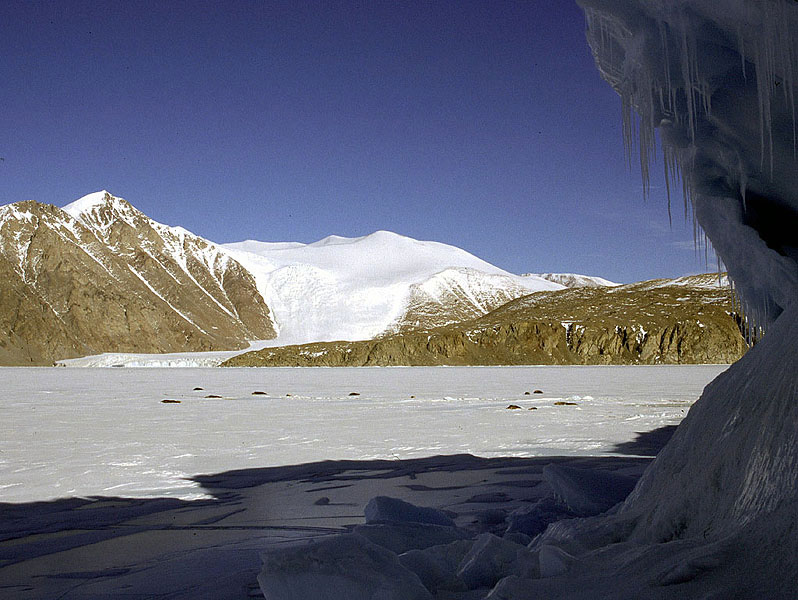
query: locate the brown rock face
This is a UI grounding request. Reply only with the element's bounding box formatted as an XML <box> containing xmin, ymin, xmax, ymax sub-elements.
<box><xmin>0</xmin><ymin>194</ymin><xmax>276</xmax><ymax>365</ymax></box>
<box><xmin>223</xmin><ymin>274</ymin><xmax>748</xmax><ymax>367</ymax></box>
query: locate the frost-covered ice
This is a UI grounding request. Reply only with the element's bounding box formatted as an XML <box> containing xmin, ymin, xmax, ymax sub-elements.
<box><xmin>0</xmin><ymin>365</ymin><xmax>721</xmax><ymax>599</ymax></box>
<box><xmin>55</xmin><ymin>341</ymin><xmax>274</xmax><ymax>368</ymax></box>
<box><xmin>0</xmin><ymin>366</ymin><xmax>717</xmax><ymax>503</ymax></box>
<box><xmin>509</xmin><ymin>1</ymin><xmax>798</xmax><ymax>598</ymax></box>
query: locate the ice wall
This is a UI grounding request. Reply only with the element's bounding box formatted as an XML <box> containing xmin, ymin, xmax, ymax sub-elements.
<box><xmin>542</xmin><ymin>1</ymin><xmax>798</xmax><ymax>595</ymax></box>
<box><xmin>579</xmin><ymin>0</ymin><xmax>798</xmax><ymax>328</ymax></box>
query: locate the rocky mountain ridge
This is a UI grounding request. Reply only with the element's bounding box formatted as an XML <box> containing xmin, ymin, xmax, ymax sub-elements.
<box><xmin>223</xmin><ymin>274</ymin><xmax>747</xmax><ymax>367</ymax></box>
<box><xmin>0</xmin><ymin>191</ymin><xmax>742</xmax><ymax>367</ymax></box>
<box><xmin>0</xmin><ymin>193</ymin><xmax>275</xmax><ymax>365</ymax></box>
<box><xmin>0</xmin><ymin>191</ymin><xmax>578</xmax><ymax>365</ymax></box>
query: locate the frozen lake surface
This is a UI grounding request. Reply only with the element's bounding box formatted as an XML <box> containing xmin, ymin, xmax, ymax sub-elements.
<box><xmin>0</xmin><ymin>365</ymin><xmax>725</xmax><ymax>503</ymax></box>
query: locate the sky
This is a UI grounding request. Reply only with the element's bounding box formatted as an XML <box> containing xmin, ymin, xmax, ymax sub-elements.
<box><xmin>1</xmin><ymin>0</ymin><xmax>715</xmax><ymax>283</ymax></box>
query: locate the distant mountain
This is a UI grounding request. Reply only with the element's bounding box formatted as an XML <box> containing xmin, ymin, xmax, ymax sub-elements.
<box><xmin>0</xmin><ymin>192</ymin><xmax>275</xmax><ymax>365</ymax></box>
<box><xmin>524</xmin><ymin>273</ymin><xmax>618</xmax><ymax>288</ymax></box>
<box><xmin>223</xmin><ymin>273</ymin><xmax>747</xmax><ymax>367</ymax></box>
<box><xmin>0</xmin><ymin>190</ymin><xmax>674</xmax><ymax>366</ymax></box>
<box><xmin>221</xmin><ymin>231</ymin><xmax>563</xmax><ymax>345</ymax></box>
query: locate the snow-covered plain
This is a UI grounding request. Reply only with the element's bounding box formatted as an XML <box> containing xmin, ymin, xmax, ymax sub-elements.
<box><xmin>0</xmin><ymin>366</ymin><xmax>718</xmax><ymax>503</ymax></box>
<box><xmin>0</xmin><ymin>366</ymin><xmax>722</xmax><ymax>598</ymax></box>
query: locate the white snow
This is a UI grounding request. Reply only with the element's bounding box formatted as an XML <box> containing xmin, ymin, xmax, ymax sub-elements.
<box><xmin>0</xmin><ymin>365</ymin><xmax>722</xmax><ymax>598</ymax></box>
<box><xmin>61</xmin><ymin>190</ymin><xmax>113</xmax><ymax>216</ymax></box>
<box><xmin>55</xmin><ymin>341</ymin><xmax>274</xmax><ymax>368</ymax></box>
<box><xmin>0</xmin><ymin>365</ymin><xmax>717</xmax><ymax>503</ymax></box>
<box><xmin>526</xmin><ymin>273</ymin><xmax>618</xmax><ymax>288</ymax></box>
<box><xmin>222</xmin><ymin>231</ymin><xmax>563</xmax><ymax>346</ymax></box>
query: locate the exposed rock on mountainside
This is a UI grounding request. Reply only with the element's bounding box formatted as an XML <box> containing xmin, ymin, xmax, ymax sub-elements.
<box><xmin>223</xmin><ymin>274</ymin><xmax>747</xmax><ymax>367</ymax></box>
<box><xmin>395</xmin><ymin>268</ymin><xmax>556</xmax><ymax>332</ymax></box>
<box><xmin>0</xmin><ymin>192</ymin><xmax>275</xmax><ymax>365</ymax></box>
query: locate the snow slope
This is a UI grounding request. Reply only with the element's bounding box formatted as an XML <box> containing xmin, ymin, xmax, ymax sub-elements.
<box><xmin>524</xmin><ymin>273</ymin><xmax>618</xmax><ymax>288</ymax></box>
<box><xmin>223</xmin><ymin>231</ymin><xmax>563</xmax><ymax>345</ymax></box>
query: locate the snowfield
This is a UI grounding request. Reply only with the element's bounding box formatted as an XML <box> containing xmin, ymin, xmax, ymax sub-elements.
<box><xmin>222</xmin><ymin>231</ymin><xmax>562</xmax><ymax>346</ymax></box>
<box><xmin>0</xmin><ymin>366</ymin><xmax>718</xmax><ymax>503</ymax></box>
<box><xmin>0</xmin><ymin>366</ymin><xmax>722</xmax><ymax>598</ymax></box>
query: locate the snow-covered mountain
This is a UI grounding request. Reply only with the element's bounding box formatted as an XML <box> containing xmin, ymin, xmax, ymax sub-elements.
<box><xmin>222</xmin><ymin>231</ymin><xmax>563</xmax><ymax>344</ymax></box>
<box><xmin>0</xmin><ymin>192</ymin><xmax>275</xmax><ymax>364</ymax></box>
<box><xmin>523</xmin><ymin>272</ymin><xmax>618</xmax><ymax>288</ymax></box>
<box><xmin>0</xmin><ymin>191</ymin><xmax>575</xmax><ymax>364</ymax></box>
<box><xmin>226</xmin><ymin>272</ymin><xmax>746</xmax><ymax>367</ymax></box>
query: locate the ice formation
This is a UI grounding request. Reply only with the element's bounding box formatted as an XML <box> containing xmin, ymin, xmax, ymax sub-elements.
<box><xmin>509</xmin><ymin>1</ymin><xmax>798</xmax><ymax>596</ymax></box>
<box><xmin>580</xmin><ymin>0</ymin><xmax>798</xmax><ymax>330</ymax></box>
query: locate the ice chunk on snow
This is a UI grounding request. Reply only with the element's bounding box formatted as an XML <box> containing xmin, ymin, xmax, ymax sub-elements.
<box><xmin>365</xmin><ymin>496</ymin><xmax>456</xmax><ymax>527</ymax></box>
<box><xmin>483</xmin><ymin>575</ymin><xmax>540</xmax><ymax>600</ymax></box>
<box><xmin>542</xmin><ymin>464</ymin><xmax>638</xmax><ymax>517</ymax></box>
<box><xmin>537</xmin><ymin>544</ymin><xmax>580</xmax><ymax>578</ymax></box>
<box><xmin>505</xmin><ymin>495</ymin><xmax>578</xmax><ymax>538</ymax></box>
<box><xmin>456</xmin><ymin>533</ymin><xmax>537</xmax><ymax>589</ymax></box>
<box><xmin>257</xmin><ymin>533</ymin><xmax>433</xmax><ymax>600</ymax></box>
<box><xmin>398</xmin><ymin>540</ymin><xmax>473</xmax><ymax>593</ymax></box>
<box><xmin>353</xmin><ymin>522</ymin><xmax>470</xmax><ymax>555</ymax></box>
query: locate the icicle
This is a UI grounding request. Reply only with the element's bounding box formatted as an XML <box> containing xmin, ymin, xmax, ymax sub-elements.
<box><xmin>678</xmin><ymin>11</ymin><xmax>697</xmax><ymax>142</ymax></box>
<box><xmin>754</xmin><ymin>41</ymin><xmax>775</xmax><ymax>176</ymax></box>
<box><xmin>663</xmin><ymin>150</ymin><xmax>673</xmax><ymax>226</ymax></box>
<box><xmin>738</xmin><ymin>26</ymin><xmax>746</xmax><ymax>83</ymax></box>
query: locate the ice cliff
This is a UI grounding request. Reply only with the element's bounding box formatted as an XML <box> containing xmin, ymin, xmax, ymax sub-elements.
<box><xmin>525</xmin><ymin>0</ymin><xmax>798</xmax><ymax>596</ymax></box>
<box><xmin>580</xmin><ymin>0</ymin><xmax>798</xmax><ymax>329</ymax></box>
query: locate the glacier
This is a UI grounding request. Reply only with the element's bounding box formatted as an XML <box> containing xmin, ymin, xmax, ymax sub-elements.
<box><xmin>222</xmin><ymin>230</ymin><xmax>562</xmax><ymax>347</ymax></box>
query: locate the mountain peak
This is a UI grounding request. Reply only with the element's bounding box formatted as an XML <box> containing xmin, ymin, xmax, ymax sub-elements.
<box><xmin>308</xmin><ymin>230</ymin><xmax>411</xmax><ymax>248</ymax></box>
<box><xmin>62</xmin><ymin>190</ymin><xmax>115</xmax><ymax>216</ymax></box>
<box><xmin>62</xmin><ymin>191</ymin><xmax>146</xmax><ymax>233</ymax></box>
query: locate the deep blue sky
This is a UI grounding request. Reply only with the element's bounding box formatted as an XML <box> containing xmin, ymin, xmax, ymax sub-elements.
<box><xmin>2</xmin><ymin>0</ymin><xmax>712</xmax><ymax>283</ymax></box>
